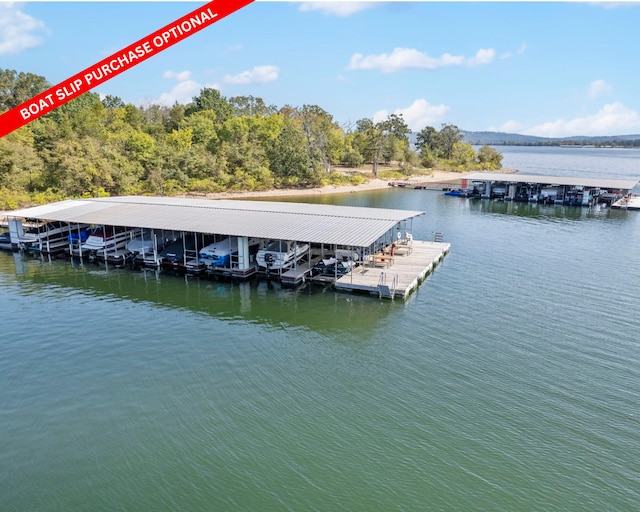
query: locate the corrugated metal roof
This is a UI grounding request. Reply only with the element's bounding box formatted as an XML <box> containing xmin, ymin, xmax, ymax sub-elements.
<box><xmin>463</xmin><ymin>173</ymin><xmax>639</xmax><ymax>190</ymax></box>
<box><xmin>9</xmin><ymin>196</ymin><xmax>423</xmax><ymax>248</ymax></box>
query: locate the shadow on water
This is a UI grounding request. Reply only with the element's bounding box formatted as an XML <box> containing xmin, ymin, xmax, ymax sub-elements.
<box><xmin>0</xmin><ymin>251</ymin><xmax>397</xmax><ymax>336</ymax></box>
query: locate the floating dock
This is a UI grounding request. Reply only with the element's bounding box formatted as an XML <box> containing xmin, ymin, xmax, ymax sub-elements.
<box><xmin>3</xmin><ymin>196</ymin><xmax>446</xmax><ymax>299</ymax></box>
<box><xmin>335</xmin><ymin>240</ymin><xmax>450</xmax><ymax>299</ymax></box>
<box><xmin>612</xmin><ymin>195</ymin><xmax>640</xmax><ymax>210</ymax></box>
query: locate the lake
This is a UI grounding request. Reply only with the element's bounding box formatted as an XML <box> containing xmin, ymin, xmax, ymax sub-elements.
<box><xmin>1</xmin><ymin>147</ymin><xmax>639</xmax><ymax>511</ymax></box>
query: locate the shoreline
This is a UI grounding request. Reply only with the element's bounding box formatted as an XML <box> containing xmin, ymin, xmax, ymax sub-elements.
<box><xmin>1</xmin><ymin>170</ymin><xmax>519</xmax><ymax>218</ymax></box>
<box><xmin>192</xmin><ymin>169</ymin><xmax>518</xmax><ymax>201</ymax></box>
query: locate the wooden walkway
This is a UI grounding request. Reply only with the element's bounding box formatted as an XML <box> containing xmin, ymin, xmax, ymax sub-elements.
<box><xmin>334</xmin><ymin>240</ymin><xmax>450</xmax><ymax>299</ymax></box>
<box><xmin>612</xmin><ymin>195</ymin><xmax>640</xmax><ymax>210</ymax></box>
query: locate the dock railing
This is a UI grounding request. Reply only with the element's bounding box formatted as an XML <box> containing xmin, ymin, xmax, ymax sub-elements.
<box><xmin>377</xmin><ymin>271</ymin><xmax>398</xmax><ymax>299</ymax></box>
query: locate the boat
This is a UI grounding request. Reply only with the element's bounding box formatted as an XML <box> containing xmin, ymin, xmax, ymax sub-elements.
<box><xmin>100</xmin><ymin>229</ymin><xmax>163</xmax><ymax>266</ymax></box>
<box><xmin>0</xmin><ymin>231</ymin><xmax>13</xmax><ymax>251</ymax></box>
<box><xmin>18</xmin><ymin>221</ymin><xmax>81</xmax><ymax>254</ymax></box>
<box><xmin>125</xmin><ymin>230</ymin><xmax>165</xmax><ymax>265</ymax></box>
<box><xmin>199</xmin><ymin>236</ymin><xmax>260</xmax><ymax>268</ymax></box>
<box><xmin>159</xmin><ymin>237</ymin><xmax>195</xmax><ymax>272</ymax></box>
<box><xmin>67</xmin><ymin>227</ymin><xmax>92</xmax><ymax>243</ymax></box>
<box><xmin>444</xmin><ymin>189</ymin><xmax>470</xmax><ymax>197</ymax></box>
<box><xmin>80</xmin><ymin>226</ymin><xmax>135</xmax><ymax>259</ymax></box>
<box><xmin>256</xmin><ymin>240</ymin><xmax>310</xmax><ymax>271</ymax></box>
<box><xmin>312</xmin><ymin>254</ymin><xmax>357</xmax><ymax>278</ymax></box>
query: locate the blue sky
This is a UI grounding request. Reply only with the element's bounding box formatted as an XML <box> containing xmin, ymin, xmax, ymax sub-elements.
<box><xmin>2</xmin><ymin>1</ymin><xmax>640</xmax><ymax>137</ymax></box>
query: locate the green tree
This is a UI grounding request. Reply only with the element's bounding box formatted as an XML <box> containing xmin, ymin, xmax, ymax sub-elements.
<box><xmin>450</xmin><ymin>141</ymin><xmax>477</xmax><ymax>169</ymax></box>
<box><xmin>477</xmin><ymin>145</ymin><xmax>503</xmax><ymax>170</ymax></box>
<box><xmin>416</xmin><ymin>126</ymin><xmax>439</xmax><ymax>155</ymax></box>
<box><xmin>179</xmin><ymin>110</ymin><xmax>218</xmax><ymax>146</ymax></box>
<box><xmin>186</xmin><ymin>88</ymin><xmax>233</xmax><ymax>123</ymax></box>
<box><xmin>438</xmin><ymin>123</ymin><xmax>463</xmax><ymax>160</ymax></box>
<box><xmin>0</xmin><ymin>69</ymin><xmax>50</xmax><ymax>112</ymax></box>
<box><xmin>268</xmin><ymin>118</ymin><xmax>314</xmax><ymax>187</ymax></box>
<box><xmin>102</xmin><ymin>95</ymin><xmax>125</xmax><ymax>109</ymax></box>
<box><xmin>353</xmin><ymin>118</ymin><xmax>384</xmax><ymax>175</ymax></box>
<box><xmin>229</xmin><ymin>95</ymin><xmax>276</xmax><ymax>117</ymax></box>
<box><xmin>0</xmin><ymin>127</ymin><xmax>43</xmax><ymax>191</ymax></box>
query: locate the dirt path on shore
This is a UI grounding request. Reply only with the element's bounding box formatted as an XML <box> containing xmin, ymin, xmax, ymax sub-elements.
<box><xmin>197</xmin><ymin>170</ymin><xmax>510</xmax><ymax>200</ymax></box>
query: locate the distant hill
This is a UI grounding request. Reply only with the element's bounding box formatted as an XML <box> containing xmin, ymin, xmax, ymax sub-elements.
<box><xmin>461</xmin><ymin>130</ymin><xmax>640</xmax><ymax>147</ymax></box>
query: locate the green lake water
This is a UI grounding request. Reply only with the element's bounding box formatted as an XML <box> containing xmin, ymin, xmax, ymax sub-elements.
<box><xmin>2</xmin><ymin>158</ymin><xmax>640</xmax><ymax>510</ymax></box>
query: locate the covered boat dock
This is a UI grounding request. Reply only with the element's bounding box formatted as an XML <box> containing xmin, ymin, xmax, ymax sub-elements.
<box><xmin>5</xmin><ymin>196</ymin><xmax>449</xmax><ymax>299</ymax></box>
<box><xmin>457</xmin><ymin>173</ymin><xmax>639</xmax><ymax>206</ymax></box>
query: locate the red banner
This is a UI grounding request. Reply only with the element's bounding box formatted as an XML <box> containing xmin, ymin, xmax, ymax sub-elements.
<box><xmin>0</xmin><ymin>0</ymin><xmax>254</xmax><ymax>138</ymax></box>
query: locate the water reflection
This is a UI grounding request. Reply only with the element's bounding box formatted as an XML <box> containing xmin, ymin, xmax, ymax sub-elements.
<box><xmin>464</xmin><ymin>198</ymin><xmax>631</xmax><ymax>221</ymax></box>
<box><xmin>0</xmin><ymin>251</ymin><xmax>396</xmax><ymax>335</ymax></box>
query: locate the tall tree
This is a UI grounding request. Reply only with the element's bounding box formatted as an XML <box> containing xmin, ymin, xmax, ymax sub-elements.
<box><xmin>378</xmin><ymin>113</ymin><xmax>411</xmax><ymax>164</ymax></box>
<box><xmin>186</xmin><ymin>87</ymin><xmax>233</xmax><ymax>123</ymax></box>
<box><xmin>353</xmin><ymin>118</ymin><xmax>384</xmax><ymax>176</ymax></box>
<box><xmin>438</xmin><ymin>123</ymin><xmax>463</xmax><ymax>160</ymax></box>
<box><xmin>0</xmin><ymin>69</ymin><xmax>50</xmax><ymax>112</ymax></box>
<box><xmin>268</xmin><ymin>118</ymin><xmax>314</xmax><ymax>187</ymax></box>
<box><xmin>416</xmin><ymin>125</ymin><xmax>439</xmax><ymax>155</ymax></box>
<box><xmin>296</xmin><ymin>104</ymin><xmax>340</xmax><ymax>173</ymax></box>
<box><xmin>229</xmin><ymin>95</ymin><xmax>275</xmax><ymax>117</ymax></box>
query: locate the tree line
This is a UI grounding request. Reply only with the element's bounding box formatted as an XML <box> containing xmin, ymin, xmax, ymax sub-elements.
<box><xmin>0</xmin><ymin>68</ymin><xmax>503</xmax><ymax>209</ymax></box>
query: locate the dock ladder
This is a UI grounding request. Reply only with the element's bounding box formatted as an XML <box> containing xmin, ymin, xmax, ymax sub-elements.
<box><xmin>433</xmin><ymin>231</ymin><xmax>444</xmax><ymax>243</ymax></box>
<box><xmin>377</xmin><ymin>271</ymin><xmax>398</xmax><ymax>299</ymax></box>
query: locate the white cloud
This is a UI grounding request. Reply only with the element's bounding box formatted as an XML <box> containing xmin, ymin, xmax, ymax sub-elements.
<box><xmin>298</xmin><ymin>2</ymin><xmax>376</xmax><ymax>17</ymax></box>
<box><xmin>152</xmin><ymin>80</ymin><xmax>203</xmax><ymax>106</ymax></box>
<box><xmin>588</xmin><ymin>79</ymin><xmax>612</xmax><ymax>100</ymax></box>
<box><xmin>524</xmin><ymin>103</ymin><xmax>640</xmax><ymax>137</ymax></box>
<box><xmin>501</xmin><ymin>43</ymin><xmax>527</xmax><ymax>60</ymax></box>
<box><xmin>0</xmin><ymin>3</ymin><xmax>47</xmax><ymax>55</ymax></box>
<box><xmin>223</xmin><ymin>65</ymin><xmax>279</xmax><ymax>85</ymax></box>
<box><xmin>347</xmin><ymin>47</ymin><xmax>495</xmax><ymax>73</ymax></box>
<box><xmin>468</xmin><ymin>48</ymin><xmax>495</xmax><ymax>66</ymax></box>
<box><xmin>373</xmin><ymin>99</ymin><xmax>450</xmax><ymax>132</ymax></box>
<box><xmin>147</xmin><ymin>71</ymin><xmax>214</xmax><ymax>106</ymax></box>
<box><xmin>492</xmin><ymin>120</ymin><xmax>528</xmax><ymax>133</ymax></box>
<box><xmin>163</xmin><ymin>70</ymin><xmax>192</xmax><ymax>82</ymax></box>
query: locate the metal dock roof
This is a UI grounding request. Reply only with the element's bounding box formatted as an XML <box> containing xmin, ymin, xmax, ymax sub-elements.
<box><xmin>463</xmin><ymin>173</ymin><xmax>639</xmax><ymax>190</ymax></box>
<box><xmin>8</xmin><ymin>196</ymin><xmax>424</xmax><ymax>248</ymax></box>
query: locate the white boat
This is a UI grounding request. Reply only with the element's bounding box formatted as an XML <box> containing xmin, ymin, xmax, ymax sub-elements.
<box><xmin>90</xmin><ymin>230</ymin><xmax>157</xmax><ymax>266</ymax></box>
<box><xmin>256</xmin><ymin>240</ymin><xmax>310</xmax><ymax>270</ymax></box>
<box><xmin>18</xmin><ymin>221</ymin><xmax>81</xmax><ymax>254</ymax></box>
<box><xmin>128</xmin><ymin>231</ymin><xmax>163</xmax><ymax>255</ymax></box>
<box><xmin>199</xmin><ymin>236</ymin><xmax>260</xmax><ymax>268</ymax></box>
<box><xmin>81</xmin><ymin>226</ymin><xmax>135</xmax><ymax>258</ymax></box>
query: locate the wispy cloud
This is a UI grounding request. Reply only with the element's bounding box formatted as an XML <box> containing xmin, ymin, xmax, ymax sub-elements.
<box><xmin>501</xmin><ymin>42</ymin><xmax>528</xmax><ymax>60</ymax></box>
<box><xmin>373</xmin><ymin>98</ymin><xmax>450</xmax><ymax>132</ymax></box>
<box><xmin>348</xmin><ymin>47</ymin><xmax>495</xmax><ymax>73</ymax></box>
<box><xmin>588</xmin><ymin>79</ymin><xmax>612</xmax><ymax>100</ymax></box>
<box><xmin>523</xmin><ymin>103</ymin><xmax>640</xmax><ymax>137</ymax></box>
<box><xmin>163</xmin><ymin>70</ymin><xmax>192</xmax><ymax>82</ymax></box>
<box><xmin>0</xmin><ymin>3</ymin><xmax>47</xmax><ymax>55</ymax></box>
<box><xmin>298</xmin><ymin>2</ymin><xmax>376</xmax><ymax>17</ymax></box>
<box><xmin>223</xmin><ymin>65</ymin><xmax>279</xmax><ymax>85</ymax></box>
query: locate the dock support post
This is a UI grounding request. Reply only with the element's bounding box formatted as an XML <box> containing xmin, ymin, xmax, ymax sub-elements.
<box><xmin>236</xmin><ymin>236</ymin><xmax>251</xmax><ymax>271</ymax></box>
